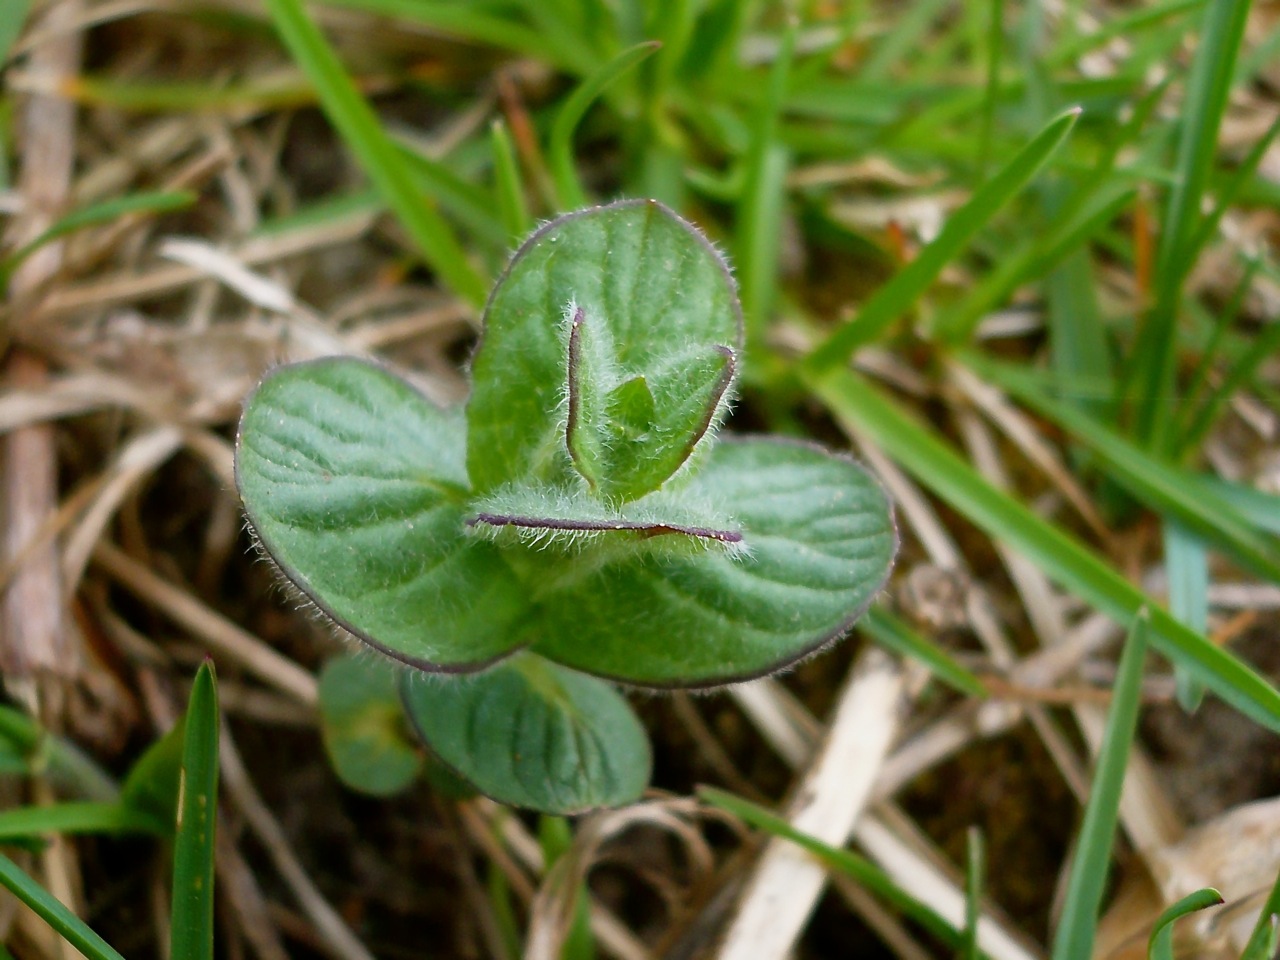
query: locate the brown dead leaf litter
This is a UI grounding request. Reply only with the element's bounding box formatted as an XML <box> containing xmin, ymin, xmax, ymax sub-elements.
<box><xmin>1</xmin><ymin>3</ymin><xmax>1279</xmax><ymax>959</ymax></box>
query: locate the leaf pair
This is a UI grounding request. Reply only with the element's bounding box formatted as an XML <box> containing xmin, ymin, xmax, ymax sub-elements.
<box><xmin>236</xmin><ymin>200</ymin><xmax>897</xmax><ymax>811</ymax></box>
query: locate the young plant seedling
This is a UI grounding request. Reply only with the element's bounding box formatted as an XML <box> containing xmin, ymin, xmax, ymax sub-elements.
<box><xmin>236</xmin><ymin>199</ymin><xmax>897</xmax><ymax>813</ymax></box>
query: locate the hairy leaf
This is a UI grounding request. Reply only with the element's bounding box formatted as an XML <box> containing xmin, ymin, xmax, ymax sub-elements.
<box><xmin>236</xmin><ymin>358</ymin><xmax>528</xmax><ymax>671</ymax></box>
<box><xmin>529</xmin><ymin>438</ymin><xmax>897</xmax><ymax>686</ymax></box>
<box><xmin>401</xmin><ymin>654</ymin><xmax>650</xmax><ymax>813</ymax></box>
<box><xmin>319</xmin><ymin>655</ymin><xmax>423</xmax><ymax>796</ymax></box>
<box><xmin>467</xmin><ymin>199</ymin><xmax>741</xmax><ymax>501</ymax></box>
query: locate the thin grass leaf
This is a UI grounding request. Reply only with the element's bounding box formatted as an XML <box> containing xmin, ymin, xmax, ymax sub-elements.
<box><xmin>170</xmin><ymin>661</ymin><xmax>219</xmax><ymax>960</ymax></box>
<box><xmin>490</xmin><ymin>120</ymin><xmax>531</xmax><ymax>241</ymax></box>
<box><xmin>808</xmin><ymin>368</ymin><xmax>1280</xmax><ymax>732</ymax></box>
<box><xmin>975</xmin><ymin>0</ymin><xmax>1005</xmax><ymax>179</ymax></box>
<box><xmin>486</xmin><ymin>863</ymin><xmax>521</xmax><ymax>960</ymax></box>
<box><xmin>1181</xmin><ymin>306</ymin><xmax>1280</xmax><ymax>457</ymax></box>
<box><xmin>537</xmin><ymin>816</ymin><xmax>594</xmax><ymax>960</ymax></box>
<box><xmin>1241</xmin><ymin>866</ymin><xmax>1280</xmax><ymax>960</ymax></box>
<box><xmin>860</xmin><ymin>608</ymin><xmax>988</xmax><ymax>699</ymax></box>
<box><xmin>0</xmin><ymin>190</ymin><xmax>196</xmax><ymax>291</ymax></box>
<box><xmin>1132</xmin><ymin>0</ymin><xmax>1252</xmax><ymax>452</ymax></box>
<box><xmin>737</xmin><ymin>20</ymin><xmax>794</xmax><ymax>347</ymax></box>
<box><xmin>1147</xmin><ymin>888</ymin><xmax>1223</xmax><ymax>960</ymax></box>
<box><xmin>1164</xmin><ymin>521</ymin><xmax>1209</xmax><ymax>711</ymax></box>
<box><xmin>548</xmin><ymin>40</ymin><xmax>660</xmax><ymax>210</ymax></box>
<box><xmin>263</xmin><ymin>0</ymin><xmax>487</xmax><ymax>306</ymax></box>
<box><xmin>1177</xmin><ymin>254</ymin><xmax>1260</xmax><ymax>449</ymax></box>
<box><xmin>1183</xmin><ymin>114</ymin><xmax>1280</xmax><ymax>270</ymax></box>
<box><xmin>1</xmin><ymin>0</ymin><xmax>33</xmax><ymax>65</ymax></box>
<box><xmin>0</xmin><ymin>707</ymin><xmax>118</xmax><ymax>803</ymax></box>
<box><xmin>964</xmin><ymin>827</ymin><xmax>985</xmax><ymax>960</ymax></box>
<box><xmin>1051</xmin><ymin>612</ymin><xmax>1150</xmax><ymax>960</ymax></box>
<box><xmin>697</xmin><ymin>786</ymin><xmax>968</xmax><ymax>949</ymax></box>
<box><xmin>1188</xmin><ymin>475</ymin><xmax>1280</xmax><ymax>535</ymax></box>
<box><xmin>0</xmin><ymin>854</ymin><xmax>128</xmax><ymax>960</ymax></box>
<box><xmin>804</xmin><ymin>108</ymin><xmax>1078</xmax><ymax>372</ymax></box>
<box><xmin>968</xmin><ymin>353</ymin><xmax>1280</xmax><ymax>583</ymax></box>
<box><xmin>392</xmin><ymin>141</ymin><xmax>509</xmax><ymax>253</ymax></box>
<box><xmin>0</xmin><ymin>802</ymin><xmax>167</xmax><ymax>840</ymax></box>
<box><xmin>315</xmin><ymin>0</ymin><xmax>560</xmax><ymax>67</ymax></box>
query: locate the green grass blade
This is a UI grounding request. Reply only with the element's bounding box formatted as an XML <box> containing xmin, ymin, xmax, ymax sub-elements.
<box><xmin>1183</xmin><ymin>114</ymin><xmax>1280</xmax><ymax>268</ymax></box>
<box><xmin>490</xmin><ymin>119</ymin><xmax>531</xmax><ymax>241</ymax></box>
<box><xmin>807</xmin><ymin>368</ymin><xmax>1280</xmax><ymax>732</ymax></box>
<box><xmin>860</xmin><ymin>608</ymin><xmax>988</xmax><ymax>698</ymax></box>
<box><xmin>967</xmin><ymin>354</ymin><xmax>1280</xmax><ymax>583</ymax></box>
<box><xmin>263</xmin><ymin>0</ymin><xmax>487</xmax><ymax>306</ymax></box>
<box><xmin>975</xmin><ymin>0</ymin><xmax>1005</xmax><ymax>179</ymax></box>
<box><xmin>697</xmin><ymin>786</ymin><xmax>968</xmax><ymax>949</ymax></box>
<box><xmin>0</xmin><ymin>707</ymin><xmax>119</xmax><ymax>803</ymax></box>
<box><xmin>1181</xmin><ymin>305</ymin><xmax>1280</xmax><ymax>456</ymax></box>
<box><xmin>964</xmin><ymin>827</ymin><xmax>985</xmax><ymax>960</ymax></box>
<box><xmin>548</xmin><ymin>40</ymin><xmax>660</xmax><ymax>210</ymax></box>
<box><xmin>314</xmin><ymin>0</ymin><xmax>559</xmax><ymax>68</ymax></box>
<box><xmin>1164</xmin><ymin>520</ymin><xmax>1208</xmax><ymax>711</ymax></box>
<box><xmin>1241</xmin><ymin>866</ymin><xmax>1280</xmax><ymax>960</ymax></box>
<box><xmin>0</xmin><ymin>0</ymin><xmax>32</xmax><ymax>64</ymax></box>
<box><xmin>0</xmin><ymin>802</ymin><xmax>167</xmax><ymax>840</ymax></box>
<box><xmin>392</xmin><ymin>142</ymin><xmax>509</xmax><ymax>253</ymax></box>
<box><xmin>1132</xmin><ymin>0</ymin><xmax>1252</xmax><ymax>451</ymax></box>
<box><xmin>1051</xmin><ymin>612</ymin><xmax>1149</xmax><ymax>960</ymax></box>
<box><xmin>737</xmin><ymin>20</ymin><xmax>794</xmax><ymax>347</ymax></box>
<box><xmin>804</xmin><ymin>108</ymin><xmax>1078</xmax><ymax>372</ymax></box>
<box><xmin>169</xmin><ymin>661</ymin><xmax>220</xmax><ymax>960</ymax></box>
<box><xmin>1147</xmin><ymin>888</ymin><xmax>1223</xmax><ymax>960</ymax></box>
<box><xmin>0</xmin><ymin>854</ymin><xmax>128</xmax><ymax>960</ymax></box>
<box><xmin>0</xmin><ymin>190</ymin><xmax>196</xmax><ymax>292</ymax></box>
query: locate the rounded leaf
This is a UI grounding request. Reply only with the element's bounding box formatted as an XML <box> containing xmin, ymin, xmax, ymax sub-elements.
<box><xmin>235</xmin><ymin>358</ymin><xmax>529</xmax><ymax>671</ymax></box>
<box><xmin>318</xmin><ymin>655</ymin><xmax>423</xmax><ymax>797</ymax></box>
<box><xmin>400</xmin><ymin>654</ymin><xmax>651</xmax><ymax>813</ymax></box>
<box><xmin>528</xmin><ymin>437</ymin><xmax>898</xmax><ymax>686</ymax></box>
<box><xmin>467</xmin><ymin>199</ymin><xmax>742</xmax><ymax>501</ymax></box>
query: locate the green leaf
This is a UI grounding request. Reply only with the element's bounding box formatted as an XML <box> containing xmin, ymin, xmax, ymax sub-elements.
<box><xmin>0</xmin><ymin>802</ymin><xmax>167</xmax><ymax>841</ymax></box>
<box><xmin>0</xmin><ymin>854</ymin><xmax>128</xmax><ymax>960</ymax></box>
<box><xmin>860</xmin><ymin>607</ymin><xmax>988</xmax><ymax>699</ymax></box>
<box><xmin>697</xmin><ymin>786</ymin><xmax>965</xmax><ymax>948</ymax></box>
<box><xmin>170</xmin><ymin>661</ymin><xmax>219</xmax><ymax>960</ymax></box>
<box><xmin>528</xmin><ymin>437</ymin><xmax>897</xmax><ymax>686</ymax></box>
<box><xmin>1241</xmin><ymin>865</ymin><xmax>1280</xmax><ymax>960</ymax></box>
<box><xmin>467</xmin><ymin>199</ymin><xmax>742</xmax><ymax>500</ymax></box>
<box><xmin>319</xmin><ymin>654</ymin><xmax>423</xmax><ymax>796</ymax></box>
<box><xmin>235</xmin><ymin>357</ymin><xmax>529</xmax><ymax>671</ymax></box>
<box><xmin>400</xmin><ymin>654</ymin><xmax>650</xmax><ymax>814</ymax></box>
<box><xmin>0</xmin><ymin>190</ymin><xmax>197</xmax><ymax>292</ymax></box>
<box><xmin>120</xmin><ymin>718</ymin><xmax>186</xmax><ymax>830</ymax></box>
<box><xmin>1052</xmin><ymin>613</ymin><xmax>1149</xmax><ymax>960</ymax></box>
<box><xmin>1147</xmin><ymin>888</ymin><xmax>1223</xmax><ymax>960</ymax></box>
<box><xmin>566</xmin><ymin>302</ymin><xmax>736</xmax><ymax>502</ymax></box>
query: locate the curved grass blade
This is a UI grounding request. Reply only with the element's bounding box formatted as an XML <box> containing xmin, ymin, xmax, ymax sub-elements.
<box><xmin>0</xmin><ymin>707</ymin><xmax>118</xmax><ymax>803</ymax></box>
<box><xmin>0</xmin><ymin>802</ymin><xmax>167</xmax><ymax>840</ymax></box>
<box><xmin>1147</xmin><ymin>888</ymin><xmax>1223</xmax><ymax>960</ymax></box>
<box><xmin>263</xmin><ymin>0</ymin><xmax>487</xmax><ymax>306</ymax></box>
<box><xmin>490</xmin><ymin>119</ymin><xmax>531</xmax><ymax>240</ymax></box>
<box><xmin>968</xmin><ymin>354</ymin><xmax>1280</xmax><ymax>583</ymax></box>
<box><xmin>0</xmin><ymin>190</ymin><xmax>196</xmax><ymax>292</ymax></box>
<box><xmin>0</xmin><ymin>854</ymin><xmax>128</xmax><ymax>960</ymax></box>
<box><xmin>860</xmin><ymin>607</ymin><xmax>987</xmax><ymax>699</ymax></box>
<box><xmin>1051</xmin><ymin>612</ymin><xmax>1149</xmax><ymax>960</ymax></box>
<box><xmin>697</xmin><ymin>786</ymin><xmax>966</xmax><ymax>949</ymax></box>
<box><xmin>1131</xmin><ymin>0</ymin><xmax>1253</xmax><ymax>451</ymax></box>
<box><xmin>809</xmin><ymin>368</ymin><xmax>1280</xmax><ymax>731</ymax></box>
<box><xmin>170</xmin><ymin>661</ymin><xmax>219</xmax><ymax>960</ymax></box>
<box><xmin>548</xmin><ymin>40</ymin><xmax>660</xmax><ymax>209</ymax></box>
<box><xmin>1242</xmin><ymin>866</ymin><xmax>1280</xmax><ymax>960</ymax></box>
<box><xmin>804</xmin><ymin>108</ymin><xmax>1079</xmax><ymax>372</ymax></box>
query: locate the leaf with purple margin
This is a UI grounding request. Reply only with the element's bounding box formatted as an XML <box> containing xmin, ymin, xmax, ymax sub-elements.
<box><xmin>400</xmin><ymin>653</ymin><xmax>650</xmax><ymax>814</ymax></box>
<box><xmin>235</xmin><ymin>358</ymin><xmax>530</xmax><ymax>672</ymax></box>
<box><xmin>467</xmin><ymin>199</ymin><xmax>742</xmax><ymax>501</ymax></box>
<box><xmin>526</xmin><ymin>437</ymin><xmax>898</xmax><ymax>686</ymax></box>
